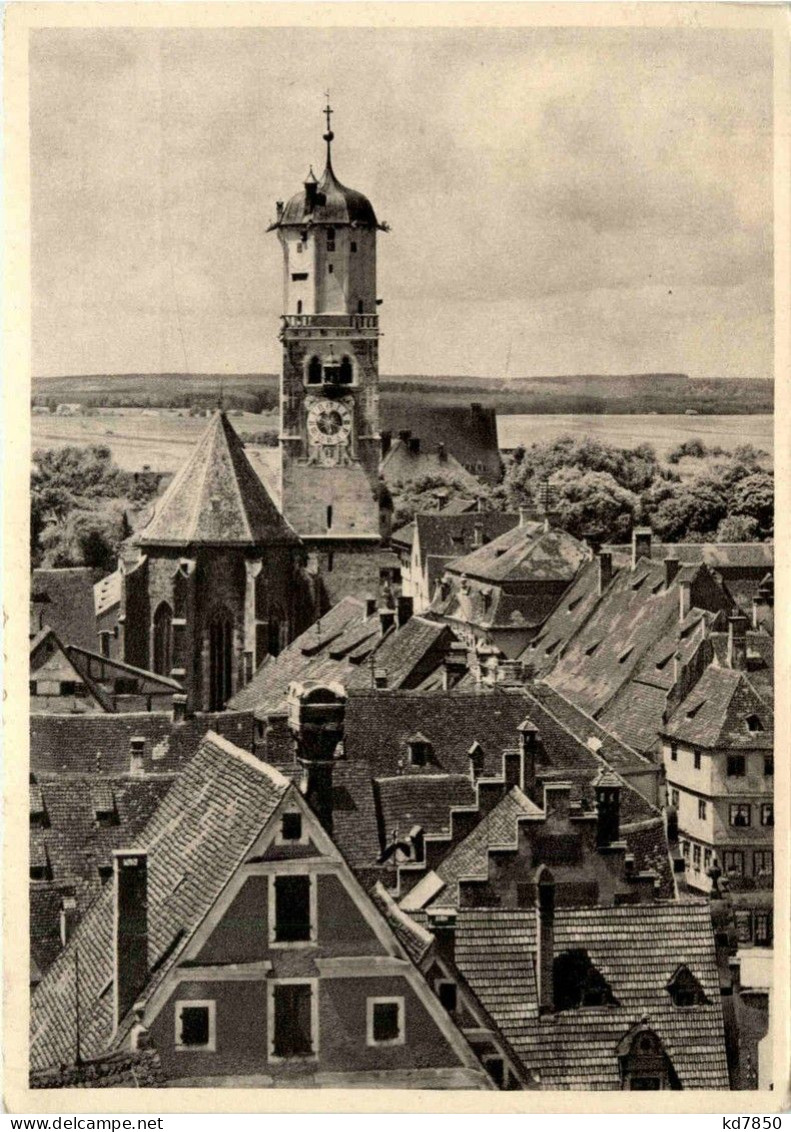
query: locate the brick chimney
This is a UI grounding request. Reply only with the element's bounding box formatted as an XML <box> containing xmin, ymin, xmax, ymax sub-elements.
<box><xmin>129</xmin><ymin>737</ymin><xmax>146</xmax><ymax>776</ymax></box>
<box><xmin>428</xmin><ymin>908</ymin><xmax>457</xmax><ymax>963</ymax></box>
<box><xmin>502</xmin><ymin>749</ymin><xmax>524</xmax><ymax>792</ymax></box>
<box><xmin>726</xmin><ymin>613</ymin><xmax>748</xmax><ymax>670</ymax></box>
<box><xmin>396</xmin><ymin>595</ymin><xmax>414</xmax><ymax>628</ymax></box>
<box><xmin>364</xmin><ymin>595</ymin><xmax>377</xmax><ymax>619</ymax></box>
<box><xmin>679</xmin><ymin>579</ymin><xmax>692</xmax><ymax>621</ymax></box>
<box><xmin>594</xmin><ymin>770</ymin><xmax>621</xmax><ymax>847</ymax></box>
<box><xmin>113</xmin><ymin>850</ymin><xmax>149</xmax><ymax>1031</ymax></box>
<box><xmin>517</xmin><ymin>718</ymin><xmax>539</xmax><ymax>799</ymax></box>
<box><xmin>408</xmin><ymin>436</ymin><xmax>421</xmax><ymax>455</ymax></box>
<box><xmin>99</xmin><ymin>630</ymin><xmax>113</xmax><ymax>658</ymax></box>
<box><xmin>171</xmin><ymin>693</ymin><xmax>187</xmax><ymax>724</ymax></box>
<box><xmin>598</xmin><ymin>550</ymin><xmax>613</xmax><ymax>595</ymax></box>
<box><xmin>664</xmin><ymin>557</ymin><xmax>680</xmax><ymax>587</ymax></box>
<box><xmin>379</xmin><ymin>608</ymin><xmax>396</xmax><ymax>636</ymax></box>
<box><xmin>59</xmin><ymin>895</ymin><xmax>78</xmax><ymax>947</ymax></box>
<box><xmin>437</xmin><ymin>442</ymin><xmax>447</xmax><ymax>463</ymax></box>
<box><xmin>632</xmin><ymin>527</ymin><xmax>652</xmax><ymax>567</ymax></box>
<box><xmin>535</xmin><ymin>866</ymin><xmax>555</xmax><ymax>1015</ymax></box>
<box><xmin>288</xmin><ymin>681</ymin><xmax>346</xmax><ymax>834</ymax></box>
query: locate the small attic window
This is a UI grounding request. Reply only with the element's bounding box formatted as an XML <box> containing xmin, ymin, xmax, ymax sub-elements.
<box><xmin>280</xmin><ymin>811</ymin><xmax>304</xmax><ymax>844</ymax></box>
<box><xmin>407</xmin><ymin>734</ymin><xmax>432</xmax><ymax>767</ymax></box>
<box><xmin>618</xmin><ymin>647</ymin><xmax>634</xmax><ymax>664</ymax></box>
<box><xmin>91</xmin><ymin>783</ymin><xmax>117</xmax><ymax>824</ymax></box>
<box><xmin>568</xmin><ymin>595</ymin><xmax>584</xmax><ymax>612</ymax></box>
<box><xmin>585</xmin><ymin>641</ymin><xmax>601</xmax><ymax>657</ymax></box>
<box><xmin>651</xmin><ymin>580</ymin><xmax>663</xmax><ymax>594</ymax></box>
<box><xmin>631</xmin><ymin>574</ymin><xmax>647</xmax><ymax>591</ymax></box>
<box><xmin>544</xmin><ymin>640</ymin><xmax>560</xmax><ymax>656</ymax></box>
<box><xmin>554</xmin><ymin>949</ymin><xmax>617</xmax><ymax>1011</ymax></box>
<box><xmin>29</xmin><ymin>778</ymin><xmax>46</xmax><ymax>825</ymax></box>
<box><xmin>746</xmin><ymin>714</ymin><xmax>764</xmax><ymax>733</ymax></box>
<box><xmin>30</xmin><ymin>844</ymin><xmax>51</xmax><ymax>881</ymax></box>
<box><xmin>667</xmin><ymin>965</ymin><xmax>708</xmax><ymax>1008</ymax></box>
<box><xmin>655</xmin><ymin>652</ymin><xmax>674</xmax><ymax>671</ymax></box>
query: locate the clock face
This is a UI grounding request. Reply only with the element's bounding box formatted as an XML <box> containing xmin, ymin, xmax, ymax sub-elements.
<box><xmin>307</xmin><ymin>398</ymin><xmax>352</xmax><ymax>446</ymax></box>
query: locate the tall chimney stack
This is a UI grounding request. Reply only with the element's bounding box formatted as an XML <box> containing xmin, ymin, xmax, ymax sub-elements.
<box><xmin>727</xmin><ymin>613</ymin><xmax>748</xmax><ymax>670</ymax></box>
<box><xmin>535</xmin><ymin>866</ymin><xmax>555</xmax><ymax>1015</ymax></box>
<box><xmin>288</xmin><ymin>681</ymin><xmax>346</xmax><ymax>835</ymax></box>
<box><xmin>113</xmin><ymin>850</ymin><xmax>149</xmax><ymax>1031</ymax></box>
<box><xmin>598</xmin><ymin>550</ymin><xmax>613</xmax><ymax>595</ymax></box>
<box><xmin>632</xmin><ymin>527</ymin><xmax>652</xmax><ymax>568</ymax></box>
<box><xmin>679</xmin><ymin>579</ymin><xmax>692</xmax><ymax>622</ymax></box>
<box><xmin>664</xmin><ymin>557</ymin><xmax>680</xmax><ymax>587</ymax></box>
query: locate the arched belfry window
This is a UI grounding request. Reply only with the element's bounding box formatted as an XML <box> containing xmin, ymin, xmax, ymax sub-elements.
<box><xmin>152</xmin><ymin>602</ymin><xmax>173</xmax><ymax>677</ymax></box>
<box><xmin>339</xmin><ymin>356</ymin><xmax>353</xmax><ymax>385</ymax></box>
<box><xmin>208</xmin><ymin>610</ymin><xmax>234</xmax><ymax>711</ymax></box>
<box><xmin>308</xmin><ymin>356</ymin><xmax>322</xmax><ymax>385</ymax></box>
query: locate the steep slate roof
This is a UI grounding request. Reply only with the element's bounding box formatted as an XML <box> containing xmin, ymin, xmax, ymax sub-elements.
<box><xmin>710</xmin><ymin>631</ymin><xmax>774</xmax><ymax>705</ymax></box>
<box><xmin>137</xmin><ymin>411</ymin><xmax>300</xmax><ymax>547</ymax></box>
<box><xmin>30</xmin><ymin>710</ymin><xmax>254</xmax><ymax>775</ymax></box>
<box><xmin>94</xmin><ymin>570</ymin><xmax>121</xmax><ymax>618</ymax></box>
<box><xmin>382</xmin><ymin>403</ymin><xmax>503</xmax><ymax>485</ymax></box>
<box><xmin>380</xmin><ymin>441</ymin><xmax>482</xmax><ymax>493</ymax></box>
<box><xmin>374</xmin><ymin>774</ymin><xmax>476</xmax><ymax>847</ymax></box>
<box><xmin>452</xmin><ymin>903</ymin><xmax>730</xmax><ymax>1090</ymax></box>
<box><xmin>414</xmin><ymin>512</ymin><xmax>520</xmax><ymax>567</ymax></box>
<box><xmin>447</xmin><ymin>524</ymin><xmax>589</xmax><ymax>584</ymax></box>
<box><xmin>342</xmin><ymin>688</ymin><xmax>673</xmax><ymax>897</ymax></box>
<box><xmin>390</xmin><ymin>497</ymin><xmax>480</xmax><ymax>553</ymax></box>
<box><xmin>423</xmin><ymin>786</ymin><xmax>542</xmax><ymax>908</ymax></box>
<box><xmin>31</xmin><ymin>774</ymin><xmax>176</xmax><ymax>891</ymax></box>
<box><xmin>606</xmin><ymin>541</ymin><xmax>773</xmax><ymax>572</ymax></box>
<box><xmin>544</xmin><ymin>559</ymin><xmax>731</xmax><ymax>724</ymax></box>
<box><xmin>227</xmin><ymin>597</ymin><xmax>450</xmax><ymax>717</ymax></box>
<box><xmin>30</xmin><ymin>733</ymin><xmax>291</xmax><ymax>1072</ymax></box>
<box><xmin>663</xmin><ymin>667</ymin><xmax>773</xmax><ymax>750</ymax></box>
<box><xmin>31</xmin><ymin>568</ymin><xmax>99</xmax><ymax>650</ymax></box>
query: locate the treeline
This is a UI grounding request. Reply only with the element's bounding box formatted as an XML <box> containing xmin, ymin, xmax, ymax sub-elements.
<box><xmin>33</xmin><ymin>390</ymin><xmax>279</xmax><ymax>414</ymax></box>
<box><xmin>390</xmin><ymin>436</ymin><xmax>773</xmax><ymax>545</ymax></box>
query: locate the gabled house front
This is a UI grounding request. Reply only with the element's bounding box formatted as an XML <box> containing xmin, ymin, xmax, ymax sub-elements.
<box><xmin>30</xmin><ymin>733</ymin><xmax>493</xmax><ymax>1089</ymax></box>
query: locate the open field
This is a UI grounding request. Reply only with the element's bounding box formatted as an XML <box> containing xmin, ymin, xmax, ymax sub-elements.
<box><xmin>32</xmin><ymin>408</ymin><xmax>281</xmax><ymax>491</ymax></box>
<box><xmin>497</xmin><ymin>413</ymin><xmax>774</xmax><ymax>459</ymax></box>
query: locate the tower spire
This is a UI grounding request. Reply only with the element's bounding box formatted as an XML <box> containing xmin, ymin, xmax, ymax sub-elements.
<box><xmin>323</xmin><ymin>92</ymin><xmax>334</xmax><ymax>169</ymax></box>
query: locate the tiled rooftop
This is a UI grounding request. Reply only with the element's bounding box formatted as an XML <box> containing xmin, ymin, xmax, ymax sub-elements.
<box><xmin>31</xmin><ymin>568</ymin><xmax>100</xmax><ymax>651</ymax></box>
<box><xmin>447</xmin><ymin>523</ymin><xmax>589</xmax><ymax>584</ymax></box>
<box><xmin>452</xmin><ymin>903</ymin><xmax>730</xmax><ymax>1090</ymax></box>
<box><xmin>30</xmin><ymin>733</ymin><xmax>291</xmax><ymax>1073</ymax></box>
<box><xmin>663</xmin><ymin>667</ymin><xmax>773</xmax><ymax>750</ymax></box>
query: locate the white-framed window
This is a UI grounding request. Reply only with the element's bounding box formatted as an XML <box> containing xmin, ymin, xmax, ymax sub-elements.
<box><xmin>366</xmin><ymin>997</ymin><xmax>405</xmax><ymax>1047</ymax></box>
<box><xmin>268</xmin><ymin>979</ymin><xmax>318</xmax><ymax>1061</ymax></box>
<box><xmin>276</xmin><ymin>810</ymin><xmax>308</xmax><ymax>846</ymax></box>
<box><xmin>729</xmin><ymin>803</ymin><xmax>751</xmax><ymax>828</ymax></box>
<box><xmin>723</xmin><ymin>850</ymin><xmax>745</xmax><ymax>877</ymax></box>
<box><xmin>268</xmin><ymin>872</ymin><xmax>317</xmax><ymax>947</ymax></box>
<box><xmin>174</xmin><ymin>1000</ymin><xmax>216</xmax><ymax>1052</ymax></box>
<box><xmin>754</xmin><ymin>850</ymin><xmax>773</xmax><ymax>876</ymax></box>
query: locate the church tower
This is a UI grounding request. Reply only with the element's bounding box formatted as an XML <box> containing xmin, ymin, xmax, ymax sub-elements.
<box><xmin>268</xmin><ymin>103</ymin><xmax>385</xmax><ymax>565</ymax></box>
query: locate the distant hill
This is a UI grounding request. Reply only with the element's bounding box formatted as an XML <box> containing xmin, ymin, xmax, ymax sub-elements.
<box><xmin>32</xmin><ymin>371</ymin><xmax>773</xmax><ymax>415</ymax></box>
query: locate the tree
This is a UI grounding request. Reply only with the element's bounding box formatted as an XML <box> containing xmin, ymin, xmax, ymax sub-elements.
<box><xmin>730</xmin><ymin>472</ymin><xmax>774</xmax><ymax>536</ymax></box>
<box><xmin>716</xmin><ymin>515</ymin><xmax>760</xmax><ymax>542</ymax></box>
<box><xmin>649</xmin><ymin>479</ymin><xmax>729</xmax><ymax>542</ymax></box>
<box><xmin>548</xmin><ymin>468</ymin><xmax>640</xmax><ymax>543</ymax></box>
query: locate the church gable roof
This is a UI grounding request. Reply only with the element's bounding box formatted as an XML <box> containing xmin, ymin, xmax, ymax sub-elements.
<box><xmin>137</xmin><ymin>412</ymin><xmax>300</xmax><ymax>548</ymax></box>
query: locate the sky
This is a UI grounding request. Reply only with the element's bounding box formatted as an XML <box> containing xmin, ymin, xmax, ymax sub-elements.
<box><xmin>30</xmin><ymin>26</ymin><xmax>773</xmax><ymax>380</ymax></box>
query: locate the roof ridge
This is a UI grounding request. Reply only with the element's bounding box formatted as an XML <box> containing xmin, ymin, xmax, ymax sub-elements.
<box><xmin>200</xmin><ymin>730</ymin><xmax>292</xmax><ymax>788</ymax></box>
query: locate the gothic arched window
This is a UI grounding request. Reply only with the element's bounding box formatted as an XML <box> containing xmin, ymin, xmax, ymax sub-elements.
<box><xmin>152</xmin><ymin>602</ymin><xmax>173</xmax><ymax>677</ymax></box>
<box><xmin>308</xmin><ymin>356</ymin><xmax>322</xmax><ymax>385</ymax></box>
<box><xmin>208</xmin><ymin>610</ymin><xmax>233</xmax><ymax>711</ymax></box>
<box><xmin>339</xmin><ymin>356</ymin><xmax>353</xmax><ymax>385</ymax></box>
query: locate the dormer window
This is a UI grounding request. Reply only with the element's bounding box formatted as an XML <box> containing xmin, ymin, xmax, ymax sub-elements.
<box><xmin>553</xmin><ymin>950</ymin><xmax>617</xmax><ymax>1011</ymax></box>
<box><xmin>30</xmin><ymin>844</ymin><xmax>51</xmax><ymax>881</ymax></box>
<box><xmin>406</xmin><ymin>734</ymin><xmax>432</xmax><ymax>767</ymax></box>
<box><xmin>91</xmin><ymin>783</ymin><xmax>117</xmax><ymax>826</ymax></box>
<box><xmin>29</xmin><ymin>777</ymin><xmax>46</xmax><ymax>827</ymax></box>
<box><xmin>746</xmin><ymin>714</ymin><xmax>764</xmax><ymax>732</ymax></box>
<box><xmin>666</xmin><ymin>965</ymin><xmax>708</xmax><ymax>1008</ymax></box>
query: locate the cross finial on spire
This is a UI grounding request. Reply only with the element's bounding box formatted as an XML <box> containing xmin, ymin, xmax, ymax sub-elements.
<box><xmin>323</xmin><ymin>92</ymin><xmax>335</xmax><ymax>166</ymax></box>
